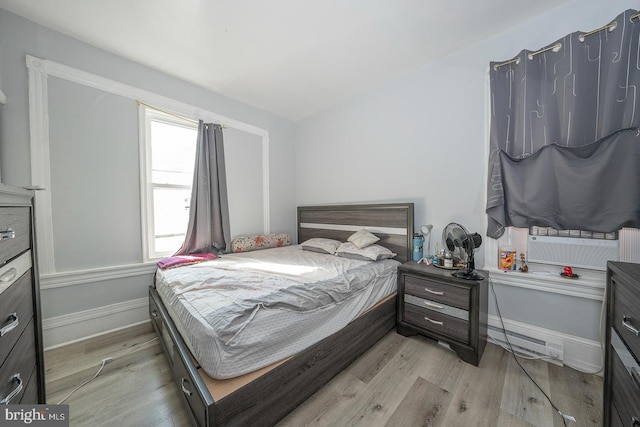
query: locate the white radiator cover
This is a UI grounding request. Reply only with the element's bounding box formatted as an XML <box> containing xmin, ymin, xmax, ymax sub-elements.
<box><xmin>527</xmin><ymin>235</ymin><xmax>619</xmax><ymax>271</ymax></box>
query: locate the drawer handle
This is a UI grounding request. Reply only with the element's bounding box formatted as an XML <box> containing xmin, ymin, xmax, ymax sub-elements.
<box><xmin>424</xmin><ymin>301</ymin><xmax>444</xmax><ymax>310</ymax></box>
<box><xmin>424</xmin><ymin>316</ymin><xmax>444</xmax><ymax>326</ymax></box>
<box><xmin>0</xmin><ymin>313</ymin><xmax>18</xmax><ymax>337</ymax></box>
<box><xmin>0</xmin><ymin>229</ymin><xmax>15</xmax><ymax>241</ymax></box>
<box><xmin>0</xmin><ymin>373</ymin><xmax>22</xmax><ymax>404</ymax></box>
<box><xmin>0</xmin><ymin>268</ymin><xmax>17</xmax><ymax>283</ymax></box>
<box><xmin>181</xmin><ymin>378</ymin><xmax>192</xmax><ymax>396</ymax></box>
<box><xmin>623</xmin><ymin>316</ymin><xmax>640</xmax><ymax>336</ymax></box>
<box><xmin>151</xmin><ymin>309</ymin><xmax>158</xmax><ymax>318</ymax></box>
<box><xmin>424</xmin><ymin>287</ymin><xmax>444</xmax><ymax>296</ymax></box>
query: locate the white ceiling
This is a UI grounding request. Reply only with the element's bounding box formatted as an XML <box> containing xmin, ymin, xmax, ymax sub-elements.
<box><xmin>0</xmin><ymin>0</ymin><xmax>570</xmax><ymax>121</ymax></box>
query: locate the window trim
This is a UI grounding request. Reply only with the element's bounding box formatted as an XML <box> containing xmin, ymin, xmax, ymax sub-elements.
<box><xmin>139</xmin><ymin>106</ymin><xmax>198</xmax><ymax>260</ymax></box>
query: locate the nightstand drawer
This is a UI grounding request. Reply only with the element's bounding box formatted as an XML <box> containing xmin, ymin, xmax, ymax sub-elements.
<box><xmin>405</xmin><ymin>294</ymin><xmax>468</xmax><ymax>321</ymax></box>
<box><xmin>0</xmin><ymin>207</ymin><xmax>30</xmax><ymax>266</ymax></box>
<box><xmin>404</xmin><ymin>303</ymin><xmax>469</xmax><ymax>343</ymax></box>
<box><xmin>405</xmin><ymin>275</ymin><xmax>469</xmax><ymax>309</ymax></box>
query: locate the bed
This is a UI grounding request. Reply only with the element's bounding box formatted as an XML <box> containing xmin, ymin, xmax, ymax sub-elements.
<box><xmin>149</xmin><ymin>202</ymin><xmax>414</xmax><ymax>426</ymax></box>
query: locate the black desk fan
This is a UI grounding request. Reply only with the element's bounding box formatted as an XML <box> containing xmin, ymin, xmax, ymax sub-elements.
<box><xmin>443</xmin><ymin>222</ymin><xmax>484</xmax><ymax>280</ymax></box>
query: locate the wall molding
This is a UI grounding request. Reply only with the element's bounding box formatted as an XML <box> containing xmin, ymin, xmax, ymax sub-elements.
<box><xmin>40</xmin><ymin>262</ymin><xmax>157</xmax><ymax>290</ymax></box>
<box><xmin>27</xmin><ymin>56</ymin><xmax>56</xmax><ymax>274</ymax></box>
<box><xmin>42</xmin><ymin>297</ymin><xmax>149</xmax><ymax>349</ymax></box>
<box><xmin>26</xmin><ymin>54</ymin><xmax>271</xmax><ymax>274</ymax></box>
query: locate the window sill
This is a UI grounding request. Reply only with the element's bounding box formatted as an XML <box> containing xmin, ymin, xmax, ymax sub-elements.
<box><xmin>486</xmin><ymin>267</ymin><xmax>605</xmax><ymax>301</ymax></box>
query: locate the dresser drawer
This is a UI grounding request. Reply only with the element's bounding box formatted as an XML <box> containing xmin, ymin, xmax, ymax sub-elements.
<box><xmin>405</xmin><ymin>275</ymin><xmax>469</xmax><ymax>309</ymax></box>
<box><xmin>0</xmin><ymin>320</ymin><xmax>36</xmax><ymax>405</ymax></box>
<box><xmin>0</xmin><ymin>207</ymin><xmax>30</xmax><ymax>266</ymax></box>
<box><xmin>404</xmin><ymin>303</ymin><xmax>469</xmax><ymax>343</ymax></box>
<box><xmin>609</xmin><ymin>331</ymin><xmax>640</xmax><ymax>426</ymax></box>
<box><xmin>609</xmin><ymin>403</ymin><xmax>625</xmax><ymax>427</ymax></box>
<box><xmin>18</xmin><ymin>365</ymin><xmax>39</xmax><ymax>404</ymax></box>
<box><xmin>611</xmin><ymin>275</ymin><xmax>640</xmax><ymax>359</ymax></box>
<box><xmin>0</xmin><ymin>269</ymin><xmax>34</xmax><ymax>365</ymax></box>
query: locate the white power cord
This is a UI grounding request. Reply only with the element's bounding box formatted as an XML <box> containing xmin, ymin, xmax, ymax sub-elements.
<box><xmin>56</xmin><ymin>336</ymin><xmax>158</xmax><ymax>405</ymax></box>
<box><xmin>489</xmin><ymin>278</ymin><xmax>575</xmax><ymax>425</ymax></box>
<box><xmin>57</xmin><ymin>358</ymin><xmax>112</xmax><ymax>405</ymax></box>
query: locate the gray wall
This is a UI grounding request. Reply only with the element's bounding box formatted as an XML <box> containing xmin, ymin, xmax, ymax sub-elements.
<box><xmin>0</xmin><ymin>10</ymin><xmax>296</xmax><ymax>320</ymax></box>
<box><xmin>294</xmin><ymin>0</ymin><xmax>640</xmax><ymax>341</ymax></box>
<box><xmin>48</xmin><ymin>77</ymin><xmax>142</xmax><ymax>271</ymax></box>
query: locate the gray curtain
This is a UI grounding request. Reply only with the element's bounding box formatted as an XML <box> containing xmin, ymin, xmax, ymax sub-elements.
<box><xmin>175</xmin><ymin>121</ymin><xmax>231</xmax><ymax>255</ymax></box>
<box><xmin>486</xmin><ymin>9</ymin><xmax>640</xmax><ymax>238</ymax></box>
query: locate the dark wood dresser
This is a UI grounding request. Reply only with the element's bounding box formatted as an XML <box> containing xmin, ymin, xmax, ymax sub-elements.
<box><xmin>0</xmin><ymin>184</ymin><xmax>45</xmax><ymax>404</ymax></box>
<box><xmin>396</xmin><ymin>262</ymin><xmax>488</xmax><ymax>366</ymax></box>
<box><xmin>604</xmin><ymin>261</ymin><xmax>640</xmax><ymax>426</ymax></box>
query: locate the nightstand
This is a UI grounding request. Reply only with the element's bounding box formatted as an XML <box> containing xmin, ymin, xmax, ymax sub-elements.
<box><xmin>396</xmin><ymin>261</ymin><xmax>488</xmax><ymax>366</ymax></box>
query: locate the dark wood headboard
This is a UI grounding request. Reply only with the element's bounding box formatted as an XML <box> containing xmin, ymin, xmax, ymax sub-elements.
<box><xmin>297</xmin><ymin>203</ymin><xmax>415</xmax><ymax>263</ymax></box>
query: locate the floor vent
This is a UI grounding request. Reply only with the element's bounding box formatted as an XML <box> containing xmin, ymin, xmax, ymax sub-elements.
<box><xmin>488</xmin><ymin>324</ymin><xmax>564</xmax><ymax>364</ymax></box>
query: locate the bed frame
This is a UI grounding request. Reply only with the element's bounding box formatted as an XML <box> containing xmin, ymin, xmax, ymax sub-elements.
<box><xmin>149</xmin><ymin>202</ymin><xmax>414</xmax><ymax>426</ymax></box>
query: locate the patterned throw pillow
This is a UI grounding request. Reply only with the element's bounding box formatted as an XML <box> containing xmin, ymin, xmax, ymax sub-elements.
<box><xmin>230</xmin><ymin>233</ymin><xmax>292</xmax><ymax>253</ymax></box>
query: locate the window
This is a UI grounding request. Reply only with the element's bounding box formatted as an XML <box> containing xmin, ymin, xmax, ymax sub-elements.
<box><xmin>489</xmin><ymin>226</ymin><xmax>638</xmax><ymax>274</ymax></box>
<box><xmin>140</xmin><ymin>107</ymin><xmax>197</xmax><ymax>260</ymax></box>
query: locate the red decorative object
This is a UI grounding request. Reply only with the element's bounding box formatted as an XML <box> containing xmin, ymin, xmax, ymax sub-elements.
<box><xmin>560</xmin><ymin>265</ymin><xmax>579</xmax><ymax>279</ymax></box>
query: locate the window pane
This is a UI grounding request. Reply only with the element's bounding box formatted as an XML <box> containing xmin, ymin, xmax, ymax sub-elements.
<box><xmin>155</xmin><ymin>235</ymin><xmax>186</xmax><ymax>254</ymax></box>
<box><xmin>153</xmin><ymin>187</ymin><xmax>191</xmax><ymax>237</ymax></box>
<box><xmin>150</xmin><ymin>120</ymin><xmax>197</xmax><ymax>183</ymax></box>
<box><xmin>152</xmin><ymin>170</ymin><xmax>193</xmax><ymax>186</ymax></box>
<box><xmin>147</xmin><ymin>116</ymin><xmax>198</xmax><ymax>257</ymax></box>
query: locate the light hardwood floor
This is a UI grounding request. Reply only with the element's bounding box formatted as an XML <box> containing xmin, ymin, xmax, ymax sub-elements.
<box><xmin>44</xmin><ymin>322</ymin><xmax>602</xmax><ymax>427</ymax></box>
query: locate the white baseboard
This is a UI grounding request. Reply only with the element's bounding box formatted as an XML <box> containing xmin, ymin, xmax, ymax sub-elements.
<box><xmin>488</xmin><ymin>315</ymin><xmax>604</xmax><ymax>375</ymax></box>
<box><xmin>42</xmin><ymin>297</ymin><xmax>149</xmax><ymax>350</ymax></box>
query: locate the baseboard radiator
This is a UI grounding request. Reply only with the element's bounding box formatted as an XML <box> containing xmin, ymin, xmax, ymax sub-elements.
<box><xmin>488</xmin><ymin>324</ymin><xmax>564</xmax><ymax>364</ymax></box>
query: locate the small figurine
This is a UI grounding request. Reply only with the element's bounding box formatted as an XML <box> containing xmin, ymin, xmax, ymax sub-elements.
<box><xmin>560</xmin><ymin>265</ymin><xmax>579</xmax><ymax>279</ymax></box>
<box><xmin>519</xmin><ymin>253</ymin><xmax>528</xmax><ymax>273</ymax></box>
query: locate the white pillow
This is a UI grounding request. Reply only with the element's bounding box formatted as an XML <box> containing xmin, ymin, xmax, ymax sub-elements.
<box><xmin>300</xmin><ymin>238</ymin><xmax>342</xmax><ymax>254</ymax></box>
<box><xmin>335</xmin><ymin>242</ymin><xmax>396</xmax><ymax>261</ymax></box>
<box><xmin>347</xmin><ymin>229</ymin><xmax>380</xmax><ymax>249</ymax></box>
